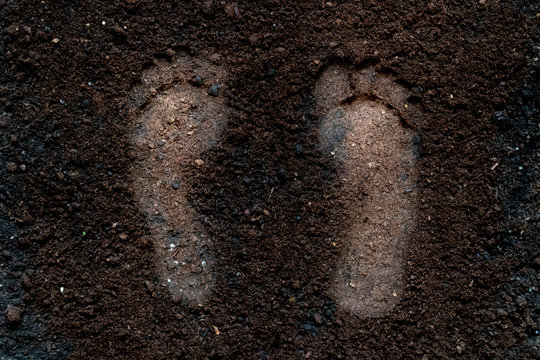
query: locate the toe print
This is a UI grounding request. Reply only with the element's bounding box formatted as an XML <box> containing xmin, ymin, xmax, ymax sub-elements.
<box><xmin>128</xmin><ymin>56</ymin><xmax>228</xmax><ymax>304</ymax></box>
<box><xmin>315</xmin><ymin>65</ymin><xmax>419</xmax><ymax>317</ymax></box>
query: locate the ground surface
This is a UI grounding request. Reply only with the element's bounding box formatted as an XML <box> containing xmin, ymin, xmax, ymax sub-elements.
<box><xmin>1</xmin><ymin>1</ymin><xmax>539</xmax><ymax>359</ymax></box>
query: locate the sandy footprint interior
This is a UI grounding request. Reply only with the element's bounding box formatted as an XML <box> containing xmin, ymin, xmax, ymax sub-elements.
<box><xmin>128</xmin><ymin>56</ymin><xmax>227</xmax><ymax>304</ymax></box>
<box><xmin>315</xmin><ymin>65</ymin><xmax>418</xmax><ymax>317</ymax></box>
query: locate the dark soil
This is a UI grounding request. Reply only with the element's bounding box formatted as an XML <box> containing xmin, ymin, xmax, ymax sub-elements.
<box><xmin>1</xmin><ymin>0</ymin><xmax>539</xmax><ymax>359</ymax></box>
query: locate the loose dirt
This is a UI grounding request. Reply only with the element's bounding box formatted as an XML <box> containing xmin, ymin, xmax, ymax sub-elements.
<box><xmin>1</xmin><ymin>1</ymin><xmax>539</xmax><ymax>359</ymax></box>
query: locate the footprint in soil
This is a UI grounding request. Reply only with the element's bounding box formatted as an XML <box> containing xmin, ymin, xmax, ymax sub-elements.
<box><xmin>128</xmin><ymin>57</ymin><xmax>420</xmax><ymax>317</ymax></box>
<box><xmin>314</xmin><ymin>65</ymin><xmax>419</xmax><ymax>317</ymax></box>
<box><xmin>128</xmin><ymin>56</ymin><xmax>228</xmax><ymax>305</ymax></box>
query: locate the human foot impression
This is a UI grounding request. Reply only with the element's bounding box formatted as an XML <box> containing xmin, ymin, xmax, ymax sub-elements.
<box><xmin>128</xmin><ymin>56</ymin><xmax>228</xmax><ymax>305</ymax></box>
<box><xmin>315</xmin><ymin>65</ymin><xmax>418</xmax><ymax>317</ymax></box>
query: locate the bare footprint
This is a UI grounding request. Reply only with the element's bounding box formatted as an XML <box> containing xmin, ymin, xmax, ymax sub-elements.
<box><xmin>315</xmin><ymin>65</ymin><xmax>418</xmax><ymax>317</ymax></box>
<box><xmin>128</xmin><ymin>56</ymin><xmax>228</xmax><ymax>304</ymax></box>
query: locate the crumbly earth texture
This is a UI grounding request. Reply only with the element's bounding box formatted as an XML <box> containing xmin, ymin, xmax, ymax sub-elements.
<box><xmin>315</xmin><ymin>66</ymin><xmax>418</xmax><ymax>317</ymax></box>
<box><xmin>129</xmin><ymin>56</ymin><xmax>228</xmax><ymax>305</ymax></box>
<box><xmin>1</xmin><ymin>1</ymin><xmax>539</xmax><ymax>359</ymax></box>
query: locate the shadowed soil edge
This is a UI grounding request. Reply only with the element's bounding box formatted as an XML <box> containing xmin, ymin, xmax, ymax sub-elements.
<box><xmin>1</xmin><ymin>1</ymin><xmax>539</xmax><ymax>359</ymax></box>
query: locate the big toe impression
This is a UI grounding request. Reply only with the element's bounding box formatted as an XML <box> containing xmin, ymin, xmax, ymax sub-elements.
<box><xmin>129</xmin><ymin>56</ymin><xmax>228</xmax><ymax>304</ymax></box>
<box><xmin>315</xmin><ymin>65</ymin><xmax>418</xmax><ymax>317</ymax></box>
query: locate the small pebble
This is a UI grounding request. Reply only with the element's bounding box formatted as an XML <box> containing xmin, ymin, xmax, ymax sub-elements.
<box><xmin>6</xmin><ymin>162</ymin><xmax>17</xmax><ymax>173</ymax></box>
<box><xmin>81</xmin><ymin>98</ymin><xmax>91</xmax><ymax>108</ymax></box>
<box><xmin>242</xmin><ymin>177</ymin><xmax>252</xmax><ymax>185</ymax></box>
<box><xmin>224</xmin><ymin>3</ymin><xmax>240</xmax><ymax>17</ymax></box>
<box><xmin>313</xmin><ymin>313</ymin><xmax>323</xmax><ymax>325</ymax></box>
<box><xmin>156</xmin><ymin>139</ymin><xmax>166</xmax><ymax>147</ymax></box>
<box><xmin>5</xmin><ymin>304</ymin><xmax>23</xmax><ymax>329</ymax></box>
<box><xmin>207</xmin><ymin>84</ymin><xmax>222</xmax><ymax>97</ymax></box>
<box><xmin>195</xmin><ymin>159</ymin><xmax>204</xmax><ymax>166</ymax></box>
<box><xmin>189</xmin><ymin>75</ymin><xmax>203</xmax><ymax>87</ymax></box>
<box><xmin>172</xmin><ymin>180</ymin><xmax>180</xmax><ymax>190</ymax></box>
<box><xmin>5</xmin><ymin>24</ymin><xmax>20</xmax><ymax>35</ymax></box>
<box><xmin>21</xmin><ymin>275</ymin><xmax>32</xmax><ymax>289</ymax></box>
<box><xmin>494</xmin><ymin>111</ymin><xmax>506</xmax><ymax>122</ymax></box>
